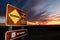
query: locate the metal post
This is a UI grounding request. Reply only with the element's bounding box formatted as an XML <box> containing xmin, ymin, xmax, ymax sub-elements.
<box><xmin>21</xmin><ymin>26</ymin><xmax>25</xmax><ymax>40</ymax></box>
<box><xmin>8</xmin><ymin>26</ymin><xmax>12</xmax><ymax>31</ymax></box>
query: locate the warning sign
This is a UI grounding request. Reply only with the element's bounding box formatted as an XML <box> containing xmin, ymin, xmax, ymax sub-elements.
<box><xmin>9</xmin><ymin>9</ymin><xmax>21</xmax><ymax>24</ymax></box>
<box><xmin>6</xmin><ymin>4</ymin><xmax>27</xmax><ymax>26</ymax></box>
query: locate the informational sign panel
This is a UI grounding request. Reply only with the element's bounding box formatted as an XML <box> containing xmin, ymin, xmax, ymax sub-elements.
<box><xmin>6</xmin><ymin>4</ymin><xmax>27</xmax><ymax>26</ymax></box>
<box><xmin>5</xmin><ymin>29</ymin><xmax>27</xmax><ymax>40</ymax></box>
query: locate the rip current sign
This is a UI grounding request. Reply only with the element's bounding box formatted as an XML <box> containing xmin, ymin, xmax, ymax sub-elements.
<box><xmin>6</xmin><ymin>4</ymin><xmax>27</xmax><ymax>26</ymax></box>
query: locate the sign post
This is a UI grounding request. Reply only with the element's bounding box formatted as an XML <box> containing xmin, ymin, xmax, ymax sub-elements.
<box><xmin>21</xmin><ymin>26</ymin><xmax>25</xmax><ymax>40</ymax></box>
<box><xmin>5</xmin><ymin>4</ymin><xmax>27</xmax><ymax>40</ymax></box>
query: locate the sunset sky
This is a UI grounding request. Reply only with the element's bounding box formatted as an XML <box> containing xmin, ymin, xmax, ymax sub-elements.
<box><xmin>0</xmin><ymin>0</ymin><xmax>60</xmax><ymax>23</ymax></box>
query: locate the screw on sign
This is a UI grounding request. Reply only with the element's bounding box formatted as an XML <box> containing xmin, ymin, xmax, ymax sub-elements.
<box><xmin>6</xmin><ymin>4</ymin><xmax>27</xmax><ymax>26</ymax></box>
<box><xmin>5</xmin><ymin>29</ymin><xmax>27</xmax><ymax>40</ymax></box>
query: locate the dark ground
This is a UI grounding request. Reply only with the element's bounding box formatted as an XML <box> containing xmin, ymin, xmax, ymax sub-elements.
<box><xmin>0</xmin><ymin>25</ymin><xmax>60</xmax><ymax>40</ymax></box>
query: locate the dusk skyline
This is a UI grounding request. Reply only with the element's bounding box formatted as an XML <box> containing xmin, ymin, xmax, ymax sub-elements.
<box><xmin>1</xmin><ymin>0</ymin><xmax>60</xmax><ymax>23</ymax></box>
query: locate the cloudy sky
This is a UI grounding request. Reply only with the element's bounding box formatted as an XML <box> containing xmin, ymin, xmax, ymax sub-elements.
<box><xmin>0</xmin><ymin>0</ymin><xmax>60</xmax><ymax>23</ymax></box>
<box><xmin>30</xmin><ymin>0</ymin><xmax>60</xmax><ymax>21</ymax></box>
